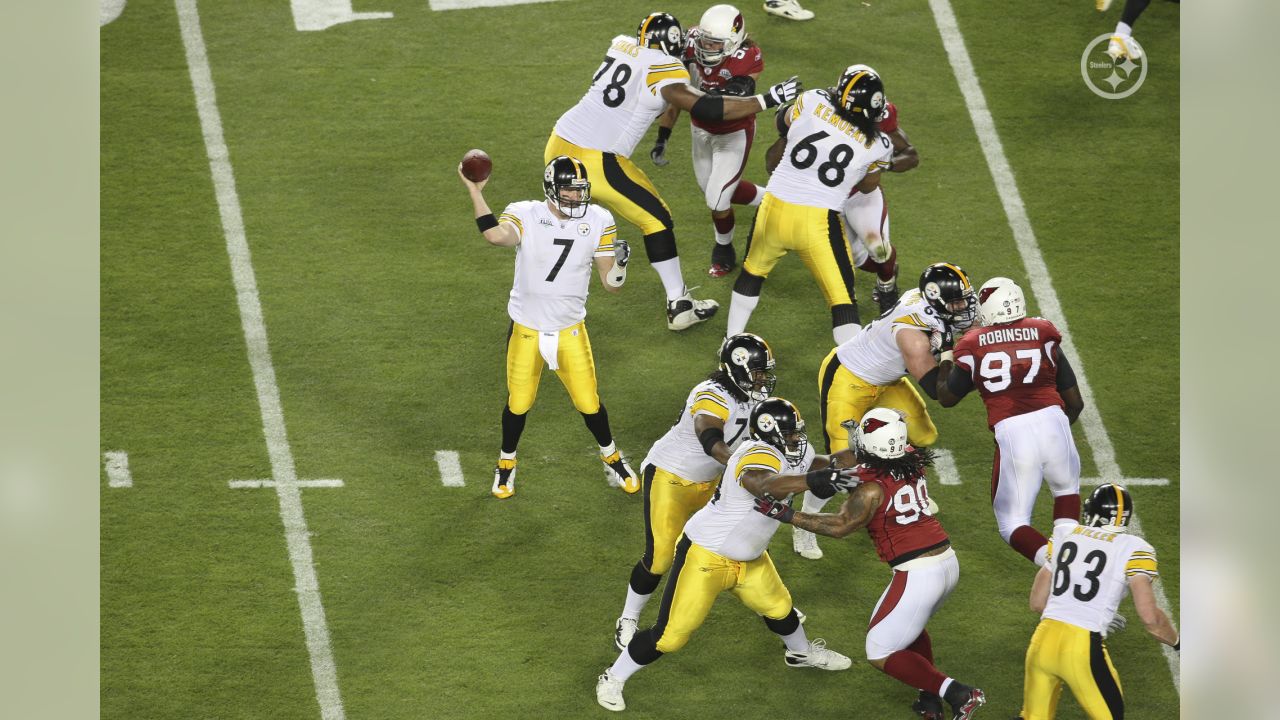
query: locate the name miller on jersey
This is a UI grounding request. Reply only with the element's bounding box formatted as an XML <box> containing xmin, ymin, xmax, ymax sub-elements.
<box><xmin>977</xmin><ymin>326</ymin><xmax>1042</xmax><ymax>347</ymax></box>
<box><xmin>1069</xmin><ymin>525</ymin><xmax>1119</xmax><ymax>543</ymax></box>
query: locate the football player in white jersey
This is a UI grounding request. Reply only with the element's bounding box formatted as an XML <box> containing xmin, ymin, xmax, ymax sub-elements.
<box><xmin>1018</xmin><ymin>484</ymin><xmax>1179</xmax><ymax>720</ymax></box>
<box><xmin>726</xmin><ymin>66</ymin><xmax>894</xmax><ymax>345</ymax></box>
<box><xmin>547</xmin><ymin>12</ymin><xmax>801</xmax><ymax>332</ymax></box>
<box><xmin>460</xmin><ymin>156</ymin><xmax>639</xmax><ymax>500</ymax></box>
<box><xmin>791</xmin><ymin>263</ymin><xmax>977</xmax><ymax>561</ymax></box>
<box><xmin>610</xmin><ymin>333</ymin><xmax>775</xmax><ymax>650</ymax></box>
<box><xmin>596</xmin><ymin>398</ymin><xmax>854</xmax><ymax>713</ymax></box>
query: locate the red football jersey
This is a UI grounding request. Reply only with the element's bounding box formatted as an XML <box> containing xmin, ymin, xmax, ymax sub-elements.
<box><xmin>848</xmin><ymin>102</ymin><xmax>898</xmax><ymax>197</ymax></box>
<box><xmin>953</xmin><ymin>317</ymin><xmax>1066</xmax><ymax>429</ymax></box>
<box><xmin>682</xmin><ymin>30</ymin><xmax>764</xmax><ymax>135</ymax></box>
<box><xmin>855</xmin><ymin>464</ymin><xmax>949</xmax><ymax>566</ymax></box>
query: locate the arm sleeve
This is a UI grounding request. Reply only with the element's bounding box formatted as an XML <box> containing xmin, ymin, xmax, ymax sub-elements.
<box><xmin>1054</xmin><ymin>347</ymin><xmax>1078</xmax><ymax>391</ymax></box>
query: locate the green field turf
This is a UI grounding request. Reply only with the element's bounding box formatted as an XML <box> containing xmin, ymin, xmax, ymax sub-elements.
<box><xmin>101</xmin><ymin>1</ymin><xmax>1179</xmax><ymax>717</ymax></box>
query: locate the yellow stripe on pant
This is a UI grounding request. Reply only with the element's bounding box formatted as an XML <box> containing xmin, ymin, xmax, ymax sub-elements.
<box><xmin>642</xmin><ymin>467</ymin><xmax>717</xmax><ymax>576</ymax></box>
<box><xmin>817</xmin><ymin>347</ymin><xmax>938</xmax><ymax>453</ymax></box>
<box><xmin>544</xmin><ymin>133</ymin><xmax>672</xmax><ymax>235</ymax></box>
<box><xmin>505</xmin><ymin>320</ymin><xmax>600</xmax><ymax>415</ymax></box>
<box><xmin>653</xmin><ymin>537</ymin><xmax>793</xmax><ymax>654</ymax></box>
<box><xmin>1021</xmin><ymin>618</ymin><xmax>1125</xmax><ymax>720</ymax></box>
<box><xmin>742</xmin><ymin>193</ymin><xmax>857</xmax><ymax>308</ymax></box>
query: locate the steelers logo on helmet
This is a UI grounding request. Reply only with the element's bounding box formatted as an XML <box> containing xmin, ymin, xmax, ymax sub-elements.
<box><xmin>665</xmin><ymin>26</ymin><xmax>682</xmax><ymax>45</ymax></box>
<box><xmin>730</xmin><ymin>346</ymin><xmax>752</xmax><ymax>367</ymax></box>
<box><xmin>923</xmin><ymin>282</ymin><xmax>943</xmax><ymax>301</ymax></box>
<box><xmin>756</xmin><ymin>413</ymin><xmax>777</xmax><ymax>433</ymax></box>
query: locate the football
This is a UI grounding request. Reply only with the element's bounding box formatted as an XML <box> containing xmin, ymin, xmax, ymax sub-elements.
<box><xmin>461</xmin><ymin>148</ymin><xmax>492</xmax><ymax>182</ymax></box>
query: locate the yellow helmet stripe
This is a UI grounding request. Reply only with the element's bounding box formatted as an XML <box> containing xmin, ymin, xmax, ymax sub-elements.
<box><xmin>1114</xmin><ymin>484</ymin><xmax>1125</xmax><ymax>524</ymax></box>
<box><xmin>639</xmin><ymin>14</ymin><xmax>655</xmax><ymax>43</ymax></box>
<box><xmin>942</xmin><ymin>262</ymin><xmax>971</xmax><ymax>290</ymax></box>
<box><xmin>840</xmin><ymin>71</ymin><xmax>868</xmax><ymax>110</ymax></box>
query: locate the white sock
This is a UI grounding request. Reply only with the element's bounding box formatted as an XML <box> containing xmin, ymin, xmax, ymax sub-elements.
<box><xmin>609</xmin><ymin>648</ymin><xmax>646</xmax><ymax>681</ymax></box>
<box><xmin>800</xmin><ymin>490</ymin><xmax>830</xmax><ymax>514</ymax></box>
<box><xmin>939</xmin><ymin>678</ymin><xmax>955</xmax><ymax>698</ymax></box>
<box><xmin>833</xmin><ymin>322</ymin><xmax>861</xmax><ymax>345</ymax></box>
<box><xmin>499</xmin><ymin>450</ymin><xmax>516</xmax><ymax>461</ymax></box>
<box><xmin>1115</xmin><ymin>21</ymin><xmax>1132</xmax><ymax>36</ymax></box>
<box><xmin>622</xmin><ymin>587</ymin><xmax>651</xmax><ymax>621</ymax></box>
<box><xmin>779</xmin><ymin>624</ymin><xmax>810</xmax><ymax>653</ymax></box>
<box><xmin>727</xmin><ymin>291</ymin><xmax>760</xmax><ymax>336</ymax></box>
<box><xmin>714</xmin><ymin>228</ymin><xmax>734</xmax><ymax>246</ymax></box>
<box><xmin>599</xmin><ymin>441</ymin><xmax>617</xmax><ymax>458</ymax></box>
<box><xmin>651</xmin><ymin>258</ymin><xmax>687</xmax><ymax>302</ymax></box>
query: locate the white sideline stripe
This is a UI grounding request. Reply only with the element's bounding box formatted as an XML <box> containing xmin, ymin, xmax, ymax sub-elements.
<box><xmin>104</xmin><ymin>451</ymin><xmax>132</xmax><ymax>488</ymax></box>
<box><xmin>928</xmin><ymin>0</ymin><xmax>1179</xmax><ymax>692</ymax></box>
<box><xmin>434</xmin><ymin>451</ymin><xmax>465</xmax><ymax>487</ymax></box>
<box><xmin>1082</xmin><ymin>477</ymin><xmax>1169</xmax><ymax>487</ymax></box>
<box><xmin>290</xmin><ymin>0</ymin><xmax>391</xmax><ymax>32</ymax></box>
<box><xmin>175</xmin><ymin>2</ymin><xmax>345</xmax><ymax>718</ymax></box>
<box><xmin>429</xmin><ymin>0</ymin><xmax>566</xmax><ymax>10</ymax></box>
<box><xmin>933</xmin><ymin>448</ymin><xmax>961</xmax><ymax>486</ymax></box>
<box><xmin>230</xmin><ymin>479</ymin><xmax>346</xmax><ymax>489</ymax></box>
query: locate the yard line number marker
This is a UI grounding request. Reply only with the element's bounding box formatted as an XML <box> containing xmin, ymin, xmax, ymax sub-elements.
<box><xmin>175</xmin><ymin>1</ymin><xmax>345</xmax><ymax>717</ymax></box>
<box><xmin>435</xmin><ymin>450</ymin><xmax>465</xmax><ymax>487</ymax></box>
<box><xmin>928</xmin><ymin>0</ymin><xmax>1178</xmax><ymax>689</ymax></box>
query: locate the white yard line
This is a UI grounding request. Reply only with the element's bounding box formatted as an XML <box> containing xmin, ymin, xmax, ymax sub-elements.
<box><xmin>928</xmin><ymin>0</ymin><xmax>1178</xmax><ymax>690</ymax></box>
<box><xmin>429</xmin><ymin>0</ymin><xmax>567</xmax><ymax>11</ymax></box>
<box><xmin>434</xmin><ymin>450</ymin><xmax>466</xmax><ymax>487</ymax></box>
<box><xmin>104</xmin><ymin>451</ymin><xmax>133</xmax><ymax>488</ymax></box>
<box><xmin>290</xmin><ymin>0</ymin><xmax>391</xmax><ymax>32</ymax></box>
<box><xmin>175</xmin><ymin>1</ymin><xmax>345</xmax><ymax>717</ymax></box>
<box><xmin>933</xmin><ymin>448</ymin><xmax>962</xmax><ymax>486</ymax></box>
<box><xmin>230</xmin><ymin>479</ymin><xmax>346</xmax><ymax>489</ymax></box>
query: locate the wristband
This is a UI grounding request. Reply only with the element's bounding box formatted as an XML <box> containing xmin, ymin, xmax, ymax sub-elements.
<box><xmin>939</xmin><ymin>350</ymin><xmax>954</xmax><ymax>364</ymax></box>
<box><xmin>656</xmin><ymin>126</ymin><xmax>672</xmax><ymax>144</ymax></box>
<box><xmin>476</xmin><ymin>214</ymin><xmax>499</xmax><ymax>232</ymax></box>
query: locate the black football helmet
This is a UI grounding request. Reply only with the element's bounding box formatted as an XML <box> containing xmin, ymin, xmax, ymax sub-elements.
<box><xmin>543</xmin><ymin>155</ymin><xmax>591</xmax><ymax>219</ymax></box>
<box><xmin>918</xmin><ymin>262</ymin><xmax>978</xmax><ymax>329</ymax></box>
<box><xmin>1083</xmin><ymin>483</ymin><xmax>1133</xmax><ymax>529</ymax></box>
<box><xmin>833</xmin><ymin>65</ymin><xmax>886</xmax><ymax>134</ymax></box>
<box><xmin>637</xmin><ymin>12</ymin><xmax>685</xmax><ymax>58</ymax></box>
<box><xmin>749</xmin><ymin>397</ymin><xmax>808</xmax><ymax>464</ymax></box>
<box><xmin>719</xmin><ymin>333</ymin><xmax>777</xmax><ymax>402</ymax></box>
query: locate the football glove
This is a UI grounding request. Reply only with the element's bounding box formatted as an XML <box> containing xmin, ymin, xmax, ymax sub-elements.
<box><xmin>650</xmin><ymin>143</ymin><xmax>669</xmax><ymax>166</ymax></box>
<box><xmin>760</xmin><ymin>76</ymin><xmax>802</xmax><ymax>109</ymax></box>
<box><xmin>614</xmin><ymin>239</ymin><xmax>630</xmax><ymax>268</ymax></box>
<box><xmin>753</xmin><ymin>497</ymin><xmax>795</xmax><ymax>523</ymax></box>
<box><xmin>722</xmin><ymin>75</ymin><xmax>757</xmax><ymax>97</ymax></box>
<box><xmin>804</xmin><ymin>466</ymin><xmax>859</xmax><ymax>496</ymax></box>
<box><xmin>1106</xmin><ymin>612</ymin><xmax>1127</xmax><ymax>636</ymax></box>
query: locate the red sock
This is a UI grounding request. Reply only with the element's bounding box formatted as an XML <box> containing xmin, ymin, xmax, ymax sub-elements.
<box><xmin>878</xmin><ymin>247</ymin><xmax>898</xmax><ymax>282</ymax></box>
<box><xmin>731</xmin><ymin>180</ymin><xmax>759</xmax><ymax>205</ymax></box>
<box><xmin>713</xmin><ymin>211</ymin><xmax>735</xmax><ymax>235</ymax></box>
<box><xmin>882</xmin><ymin>649</ymin><xmax>948</xmax><ymax>695</ymax></box>
<box><xmin>906</xmin><ymin>630</ymin><xmax>933</xmax><ymax>664</ymax></box>
<box><xmin>1009</xmin><ymin>525</ymin><xmax>1048</xmax><ymax>564</ymax></box>
<box><xmin>1054</xmin><ymin>493</ymin><xmax>1081</xmax><ymax>523</ymax></box>
<box><xmin>859</xmin><ymin>257</ymin><xmax>883</xmax><ymax>274</ymax></box>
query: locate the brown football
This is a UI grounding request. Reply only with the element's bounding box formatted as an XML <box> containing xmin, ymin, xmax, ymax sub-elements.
<box><xmin>461</xmin><ymin>149</ymin><xmax>492</xmax><ymax>182</ymax></box>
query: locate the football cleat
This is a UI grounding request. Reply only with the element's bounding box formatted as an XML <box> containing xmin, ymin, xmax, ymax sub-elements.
<box><xmin>763</xmin><ymin>0</ymin><xmax>815</xmax><ymax>21</ymax></box>
<box><xmin>912</xmin><ymin>690</ymin><xmax>946</xmax><ymax>720</ymax></box>
<box><xmin>792</xmin><ymin>527</ymin><xmax>823</xmax><ymax>560</ymax></box>
<box><xmin>596</xmin><ymin>670</ymin><xmax>626</xmax><ymax>712</ymax></box>
<box><xmin>492</xmin><ymin>458</ymin><xmax>517</xmax><ymax>499</ymax></box>
<box><xmin>1096</xmin><ymin>0</ymin><xmax>1113</xmax><ymax>10</ymax></box>
<box><xmin>709</xmin><ymin>242</ymin><xmax>737</xmax><ymax>278</ymax></box>
<box><xmin>784</xmin><ymin>638</ymin><xmax>851</xmax><ymax>670</ymax></box>
<box><xmin>667</xmin><ymin>291</ymin><xmax>720</xmax><ymax>330</ymax></box>
<box><xmin>614</xmin><ymin>617</ymin><xmax>638</xmax><ymax>650</ymax></box>
<box><xmin>948</xmin><ymin>687</ymin><xmax>986</xmax><ymax>720</ymax></box>
<box><xmin>603</xmin><ymin>451</ymin><xmax>640</xmax><ymax>494</ymax></box>
<box><xmin>872</xmin><ymin>277</ymin><xmax>899</xmax><ymax>314</ymax></box>
<box><xmin>1107</xmin><ymin>34</ymin><xmax>1143</xmax><ymax>61</ymax></box>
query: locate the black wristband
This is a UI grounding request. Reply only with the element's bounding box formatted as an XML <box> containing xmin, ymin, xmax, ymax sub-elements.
<box><xmin>698</xmin><ymin>426</ymin><xmax>725</xmax><ymax>457</ymax></box>
<box><xmin>475</xmin><ymin>213</ymin><xmax>498</xmax><ymax>232</ymax></box>
<box><xmin>656</xmin><ymin>125</ymin><xmax>672</xmax><ymax>144</ymax></box>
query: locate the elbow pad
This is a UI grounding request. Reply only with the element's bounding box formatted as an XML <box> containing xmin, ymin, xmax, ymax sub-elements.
<box><xmin>918</xmin><ymin>367</ymin><xmax>940</xmax><ymax>400</ymax></box>
<box><xmin>690</xmin><ymin>94</ymin><xmax>726</xmax><ymax>123</ymax></box>
<box><xmin>698</xmin><ymin>426</ymin><xmax>725</xmax><ymax>456</ymax></box>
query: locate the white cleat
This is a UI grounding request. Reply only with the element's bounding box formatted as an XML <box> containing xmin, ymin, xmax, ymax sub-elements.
<box><xmin>596</xmin><ymin>670</ymin><xmax>626</xmax><ymax>712</ymax></box>
<box><xmin>666</xmin><ymin>291</ymin><xmax>719</xmax><ymax>331</ymax></box>
<box><xmin>784</xmin><ymin>638</ymin><xmax>852</xmax><ymax>670</ymax></box>
<box><xmin>1107</xmin><ymin>34</ymin><xmax>1143</xmax><ymax>61</ymax></box>
<box><xmin>792</xmin><ymin>527</ymin><xmax>823</xmax><ymax>560</ymax></box>
<box><xmin>763</xmin><ymin>0</ymin><xmax>815</xmax><ymax>21</ymax></box>
<box><xmin>614</xmin><ymin>617</ymin><xmax>638</xmax><ymax>650</ymax></box>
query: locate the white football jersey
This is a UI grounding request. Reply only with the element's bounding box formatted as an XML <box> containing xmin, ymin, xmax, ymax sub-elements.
<box><xmin>499</xmin><ymin>200</ymin><xmax>617</xmax><ymax>332</ymax></box>
<box><xmin>766</xmin><ymin>89</ymin><xmax>893</xmax><ymax>210</ymax></box>
<box><xmin>1041</xmin><ymin>522</ymin><xmax>1159</xmax><ymax>633</ymax></box>
<box><xmin>643</xmin><ymin>379</ymin><xmax>755</xmax><ymax>484</ymax></box>
<box><xmin>683</xmin><ymin>439</ymin><xmax>815</xmax><ymax>562</ymax></box>
<box><xmin>835</xmin><ymin>288</ymin><xmax>946</xmax><ymax>386</ymax></box>
<box><xmin>553</xmin><ymin>36</ymin><xmax>691</xmax><ymax>158</ymax></box>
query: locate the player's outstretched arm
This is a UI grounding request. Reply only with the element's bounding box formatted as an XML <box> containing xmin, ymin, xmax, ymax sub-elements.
<box><xmin>650</xmin><ymin>106</ymin><xmax>679</xmax><ymax>166</ymax></box>
<box><xmin>1129</xmin><ymin>575</ymin><xmax>1180</xmax><ymax>647</ymax></box>
<box><xmin>660</xmin><ymin>76</ymin><xmax>801</xmax><ymax>124</ymax></box>
<box><xmin>745</xmin><ymin>464</ymin><xmax>860</xmax><ymax>501</ymax></box>
<box><xmin>887</xmin><ymin>127</ymin><xmax>919</xmax><ymax>172</ymax></box>
<box><xmin>757</xmin><ymin>482</ymin><xmax>881</xmax><ymax>538</ymax></box>
<box><xmin>459</xmin><ymin>164</ymin><xmax>518</xmax><ymax>247</ymax></box>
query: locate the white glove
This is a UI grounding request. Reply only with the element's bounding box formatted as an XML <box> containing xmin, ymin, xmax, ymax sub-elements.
<box><xmin>759</xmin><ymin>76</ymin><xmax>802</xmax><ymax>109</ymax></box>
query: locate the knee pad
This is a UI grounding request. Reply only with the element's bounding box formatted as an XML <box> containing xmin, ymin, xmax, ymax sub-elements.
<box><xmin>762</xmin><ymin>608</ymin><xmax>800</xmax><ymax>636</ymax></box>
<box><xmin>644</xmin><ymin>228</ymin><xmax>678</xmax><ymax>263</ymax></box>
<box><xmin>654</xmin><ymin>630</ymin><xmax>690</xmax><ymax>654</ymax></box>
<box><xmin>629</xmin><ymin>561</ymin><xmax>663</xmax><ymax>595</ymax></box>
<box><xmin>734</xmin><ymin>270</ymin><xmax>765</xmax><ymax>297</ymax></box>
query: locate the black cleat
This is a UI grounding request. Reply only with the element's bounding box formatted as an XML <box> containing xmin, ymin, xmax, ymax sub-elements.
<box><xmin>912</xmin><ymin>690</ymin><xmax>946</xmax><ymax>720</ymax></box>
<box><xmin>709</xmin><ymin>242</ymin><xmax>737</xmax><ymax>278</ymax></box>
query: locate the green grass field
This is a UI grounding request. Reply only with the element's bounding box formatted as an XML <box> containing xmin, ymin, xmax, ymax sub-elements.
<box><xmin>101</xmin><ymin>1</ymin><xmax>1179</xmax><ymax>717</ymax></box>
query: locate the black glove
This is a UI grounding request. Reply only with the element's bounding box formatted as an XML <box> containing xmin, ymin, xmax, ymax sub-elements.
<box><xmin>722</xmin><ymin>75</ymin><xmax>757</xmax><ymax>97</ymax></box>
<box><xmin>939</xmin><ymin>326</ymin><xmax>955</xmax><ymax>353</ymax></box>
<box><xmin>804</xmin><ymin>466</ymin><xmax>859</xmax><ymax>496</ymax></box>
<box><xmin>650</xmin><ymin>142</ymin><xmax>669</xmax><ymax>166</ymax></box>
<box><xmin>753</xmin><ymin>497</ymin><xmax>794</xmax><ymax>523</ymax></box>
<box><xmin>761</xmin><ymin>76</ymin><xmax>801</xmax><ymax>108</ymax></box>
